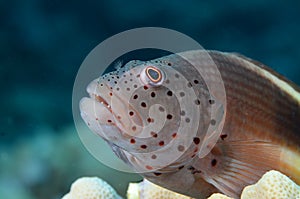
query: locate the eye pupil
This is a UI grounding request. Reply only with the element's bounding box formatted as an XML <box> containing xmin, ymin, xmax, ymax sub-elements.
<box><xmin>147</xmin><ymin>68</ymin><xmax>159</xmax><ymax>81</ymax></box>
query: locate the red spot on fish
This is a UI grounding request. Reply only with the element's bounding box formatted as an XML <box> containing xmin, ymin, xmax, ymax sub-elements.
<box><xmin>130</xmin><ymin>138</ymin><xmax>136</xmax><ymax>144</ymax></box>
<box><xmin>172</xmin><ymin>133</ymin><xmax>177</xmax><ymax>138</ymax></box>
<box><xmin>220</xmin><ymin>134</ymin><xmax>228</xmax><ymax>140</ymax></box>
<box><xmin>151</xmin><ymin>154</ymin><xmax>157</xmax><ymax>159</ymax></box>
<box><xmin>154</xmin><ymin>172</ymin><xmax>162</xmax><ymax>176</ymax></box>
<box><xmin>132</xmin><ymin>126</ymin><xmax>137</xmax><ymax>131</ymax></box>
<box><xmin>109</xmin><ymin>92</ymin><xmax>113</xmax><ymax>96</ymax></box>
<box><xmin>141</xmin><ymin>102</ymin><xmax>147</xmax><ymax>108</ymax></box>
<box><xmin>144</xmin><ymin>85</ymin><xmax>148</xmax><ymax>90</ymax></box>
<box><xmin>107</xmin><ymin>120</ymin><xmax>112</xmax><ymax>123</ymax></box>
<box><xmin>193</xmin><ymin>137</ymin><xmax>200</xmax><ymax>145</ymax></box>
<box><xmin>194</xmin><ymin>147</ymin><xmax>198</xmax><ymax>153</ymax></box>
<box><xmin>211</xmin><ymin>159</ymin><xmax>217</xmax><ymax>167</ymax></box>
<box><xmin>166</xmin><ymin>114</ymin><xmax>173</xmax><ymax>120</ymax></box>
<box><xmin>95</xmin><ymin>118</ymin><xmax>99</xmax><ymax>121</ymax></box>
<box><xmin>151</xmin><ymin>131</ymin><xmax>158</xmax><ymax>138</ymax></box>
<box><xmin>146</xmin><ymin>165</ymin><xmax>153</xmax><ymax>170</ymax></box>
<box><xmin>159</xmin><ymin>141</ymin><xmax>164</xmax><ymax>146</ymax></box>
<box><xmin>192</xmin><ymin>170</ymin><xmax>201</xmax><ymax>174</ymax></box>
<box><xmin>141</xmin><ymin>145</ymin><xmax>147</xmax><ymax>149</ymax></box>
<box><xmin>129</xmin><ymin>111</ymin><xmax>134</xmax><ymax>116</ymax></box>
<box><xmin>147</xmin><ymin>118</ymin><xmax>154</xmax><ymax>123</ymax></box>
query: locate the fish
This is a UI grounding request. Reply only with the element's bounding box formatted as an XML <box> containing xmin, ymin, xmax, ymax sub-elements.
<box><xmin>79</xmin><ymin>50</ymin><xmax>300</xmax><ymax>198</ymax></box>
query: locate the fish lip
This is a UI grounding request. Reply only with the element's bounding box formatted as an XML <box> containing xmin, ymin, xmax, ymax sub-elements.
<box><xmin>91</xmin><ymin>93</ymin><xmax>112</xmax><ymax>111</ymax></box>
<box><xmin>87</xmin><ymin>80</ymin><xmax>113</xmax><ymax>112</ymax></box>
<box><xmin>87</xmin><ymin>82</ymin><xmax>125</xmax><ymax>126</ymax></box>
<box><xmin>87</xmin><ymin>80</ymin><xmax>143</xmax><ymax>132</ymax></box>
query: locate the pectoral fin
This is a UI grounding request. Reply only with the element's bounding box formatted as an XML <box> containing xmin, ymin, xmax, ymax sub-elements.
<box><xmin>202</xmin><ymin>140</ymin><xmax>282</xmax><ymax>198</ymax></box>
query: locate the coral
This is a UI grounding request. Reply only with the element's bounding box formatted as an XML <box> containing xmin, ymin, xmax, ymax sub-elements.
<box><xmin>62</xmin><ymin>177</ymin><xmax>122</xmax><ymax>199</ymax></box>
<box><xmin>61</xmin><ymin>170</ymin><xmax>300</xmax><ymax>199</ymax></box>
<box><xmin>127</xmin><ymin>170</ymin><xmax>300</xmax><ymax>199</ymax></box>
<box><xmin>241</xmin><ymin>170</ymin><xmax>300</xmax><ymax>199</ymax></box>
<box><xmin>207</xmin><ymin>193</ymin><xmax>233</xmax><ymax>199</ymax></box>
<box><xmin>127</xmin><ymin>179</ymin><xmax>193</xmax><ymax>199</ymax></box>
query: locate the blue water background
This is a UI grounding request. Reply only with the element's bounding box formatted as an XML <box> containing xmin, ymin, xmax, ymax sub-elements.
<box><xmin>0</xmin><ymin>0</ymin><xmax>299</xmax><ymax>198</ymax></box>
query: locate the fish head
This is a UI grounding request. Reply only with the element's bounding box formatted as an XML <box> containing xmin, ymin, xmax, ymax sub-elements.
<box><xmin>80</xmin><ymin>54</ymin><xmax>224</xmax><ymax>173</ymax></box>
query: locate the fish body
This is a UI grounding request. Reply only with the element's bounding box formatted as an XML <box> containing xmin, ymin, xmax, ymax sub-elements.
<box><xmin>80</xmin><ymin>50</ymin><xmax>300</xmax><ymax>198</ymax></box>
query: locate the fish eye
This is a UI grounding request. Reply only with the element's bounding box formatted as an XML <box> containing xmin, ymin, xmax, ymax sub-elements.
<box><xmin>140</xmin><ymin>66</ymin><xmax>164</xmax><ymax>87</ymax></box>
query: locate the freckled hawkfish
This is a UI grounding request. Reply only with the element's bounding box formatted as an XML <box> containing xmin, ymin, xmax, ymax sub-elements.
<box><xmin>80</xmin><ymin>50</ymin><xmax>300</xmax><ymax>198</ymax></box>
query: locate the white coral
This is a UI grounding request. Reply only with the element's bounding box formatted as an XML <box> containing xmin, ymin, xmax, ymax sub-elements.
<box><xmin>241</xmin><ymin>170</ymin><xmax>300</xmax><ymax>199</ymax></box>
<box><xmin>61</xmin><ymin>177</ymin><xmax>122</xmax><ymax>199</ymax></box>
<box><xmin>127</xmin><ymin>179</ymin><xmax>193</xmax><ymax>199</ymax></box>
<box><xmin>207</xmin><ymin>193</ymin><xmax>233</xmax><ymax>199</ymax></box>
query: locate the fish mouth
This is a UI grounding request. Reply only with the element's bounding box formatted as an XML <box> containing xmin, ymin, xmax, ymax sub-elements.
<box><xmin>93</xmin><ymin>93</ymin><xmax>111</xmax><ymax>111</ymax></box>
<box><xmin>82</xmin><ymin>79</ymin><xmax>119</xmax><ymax>125</ymax></box>
<box><xmin>80</xmin><ymin>78</ymin><xmax>143</xmax><ymax>137</ymax></box>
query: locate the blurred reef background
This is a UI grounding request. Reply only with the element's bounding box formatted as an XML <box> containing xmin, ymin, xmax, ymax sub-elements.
<box><xmin>1</xmin><ymin>0</ymin><xmax>300</xmax><ymax>198</ymax></box>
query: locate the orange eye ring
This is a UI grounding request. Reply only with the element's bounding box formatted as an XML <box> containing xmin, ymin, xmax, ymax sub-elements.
<box><xmin>146</xmin><ymin>66</ymin><xmax>162</xmax><ymax>83</ymax></box>
<box><xmin>140</xmin><ymin>65</ymin><xmax>164</xmax><ymax>87</ymax></box>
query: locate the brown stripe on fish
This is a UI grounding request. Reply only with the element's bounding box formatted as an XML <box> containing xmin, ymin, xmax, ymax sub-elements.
<box><xmin>208</xmin><ymin>51</ymin><xmax>300</xmax><ymax>145</ymax></box>
<box><xmin>206</xmin><ymin>51</ymin><xmax>300</xmax><ymax>185</ymax></box>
